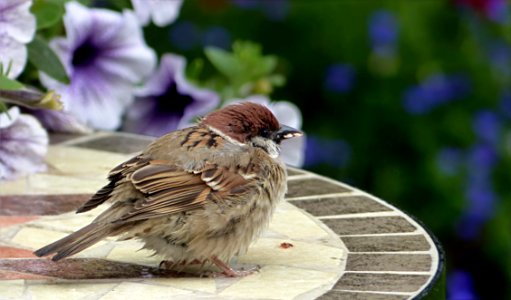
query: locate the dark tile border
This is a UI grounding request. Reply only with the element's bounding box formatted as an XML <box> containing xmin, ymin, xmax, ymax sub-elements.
<box><xmin>289</xmin><ymin>195</ymin><xmax>392</xmax><ymax>216</ymax></box>
<box><xmin>322</xmin><ymin>216</ymin><xmax>417</xmax><ymax>235</ymax></box>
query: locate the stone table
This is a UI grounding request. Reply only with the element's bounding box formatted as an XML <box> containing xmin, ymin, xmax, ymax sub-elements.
<box><xmin>0</xmin><ymin>132</ymin><xmax>444</xmax><ymax>299</ymax></box>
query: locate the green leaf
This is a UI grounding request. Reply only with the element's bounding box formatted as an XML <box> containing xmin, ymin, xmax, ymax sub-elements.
<box><xmin>27</xmin><ymin>35</ymin><xmax>70</xmax><ymax>84</ymax></box>
<box><xmin>0</xmin><ymin>75</ymin><xmax>25</xmax><ymax>90</ymax></box>
<box><xmin>0</xmin><ymin>101</ymin><xmax>8</xmax><ymax>113</ymax></box>
<box><xmin>205</xmin><ymin>47</ymin><xmax>242</xmax><ymax>79</ymax></box>
<box><xmin>31</xmin><ymin>0</ymin><xmax>65</xmax><ymax>29</ymax></box>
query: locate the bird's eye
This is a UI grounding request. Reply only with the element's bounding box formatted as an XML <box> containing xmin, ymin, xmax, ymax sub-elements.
<box><xmin>260</xmin><ymin>128</ymin><xmax>270</xmax><ymax>138</ymax></box>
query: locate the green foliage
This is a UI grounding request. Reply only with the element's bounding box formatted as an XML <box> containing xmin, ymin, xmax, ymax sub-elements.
<box><xmin>0</xmin><ymin>75</ymin><xmax>24</xmax><ymax>91</ymax></box>
<box><xmin>204</xmin><ymin>41</ymin><xmax>283</xmax><ymax>100</ymax></box>
<box><xmin>0</xmin><ymin>101</ymin><xmax>7</xmax><ymax>113</ymax></box>
<box><xmin>31</xmin><ymin>0</ymin><xmax>65</xmax><ymax>29</ymax></box>
<box><xmin>27</xmin><ymin>35</ymin><xmax>70</xmax><ymax>84</ymax></box>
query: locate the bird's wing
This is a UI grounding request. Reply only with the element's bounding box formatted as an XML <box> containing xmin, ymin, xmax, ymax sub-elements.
<box><xmin>76</xmin><ymin>155</ymin><xmax>150</xmax><ymax>213</ymax></box>
<box><xmin>112</xmin><ymin>160</ymin><xmax>254</xmax><ymax>223</ymax></box>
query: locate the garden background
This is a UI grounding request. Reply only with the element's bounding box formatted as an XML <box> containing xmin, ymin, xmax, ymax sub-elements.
<box><xmin>1</xmin><ymin>0</ymin><xmax>510</xmax><ymax>298</ymax></box>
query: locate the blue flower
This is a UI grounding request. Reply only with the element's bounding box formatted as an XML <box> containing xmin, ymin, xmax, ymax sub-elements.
<box><xmin>232</xmin><ymin>0</ymin><xmax>289</xmax><ymax>21</ymax></box>
<box><xmin>486</xmin><ymin>0</ymin><xmax>508</xmax><ymax>22</ymax></box>
<box><xmin>203</xmin><ymin>26</ymin><xmax>231</xmax><ymax>50</ymax></box>
<box><xmin>499</xmin><ymin>90</ymin><xmax>511</xmax><ymax>119</ymax></box>
<box><xmin>467</xmin><ymin>143</ymin><xmax>497</xmax><ymax>174</ymax></box>
<box><xmin>261</xmin><ymin>0</ymin><xmax>289</xmax><ymax>21</ymax></box>
<box><xmin>124</xmin><ymin>54</ymin><xmax>219</xmax><ymax>137</ymax></box>
<box><xmin>0</xmin><ymin>106</ymin><xmax>48</xmax><ymax>180</ymax></box>
<box><xmin>403</xmin><ymin>74</ymin><xmax>470</xmax><ymax>115</ymax></box>
<box><xmin>324</xmin><ymin>64</ymin><xmax>356</xmax><ymax>94</ymax></box>
<box><xmin>472</xmin><ymin>110</ymin><xmax>501</xmax><ymax>145</ymax></box>
<box><xmin>458</xmin><ymin>143</ymin><xmax>499</xmax><ymax>240</ymax></box>
<box><xmin>0</xmin><ymin>0</ymin><xmax>36</xmax><ymax>78</ymax></box>
<box><xmin>368</xmin><ymin>10</ymin><xmax>398</xmax><ymax>55</ymax></box>
<box><xmin>457</xmin><ymin>183</ymin><xmax>497</xmax><ymax>240</ymax></box>
<box><xmin>437</xmin><ymin>147</ymin><xmax>463</xmax><ymax>176</ymax></box>
<box><xmin>447</xmin><ymin>270</ymin><xmax>478</xmax><ymax>300</ymax></box>
<box><xmin>169</xmin><ymin>21</ymin><xmax>201</xmax><ymax>51</ymax></box>
<box><xmin>40</xmin><ymin>2</ymin><xmax>156</xmax><ymax>130</ymax></box>
<box><xmin>304</xmin><ymin>136</ymin><xmax>351</xmax><ymax>168</ymax></box>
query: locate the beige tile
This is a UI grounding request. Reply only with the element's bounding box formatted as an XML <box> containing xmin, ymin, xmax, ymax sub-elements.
<box><xmin>151</xmin><ymin>277</ymin><xmax>216</xmax><ymax>293</ymax></box>
<box><xmin>269</xmin><ymin>202</ymin><xmax>330</xmax><ymax>240</ymax></box>
<box><xmin>106</xmin><ymin>240</ymin><xmax>158</xmax><ymax>266</ymax></box>
<box><xmin>0</xmin><ymin>179</ymin><xmax>28</xmax><ymax>195</ymax></box>
<box><xmin>27</xmin><ymin>174</ymin><xmax>104</xmax><ymax>195</ymax></box>
<box><xmin>0</xmin><ymin>280</ymin><xmax>25</xmax><ymax>299</ymax></box>
<box><xmin>30</xmin><ymin>211</ymin><xmax>102</xmax><ymax>233</ymax></box>
<box><xmin>99</xmin><ymin>282</ymin><xmax>192</xmax><ymax>300</ymax></box>
<box><xmin>46</xmin><ymin>146</ymin><xmax>131</xmax><ymax>178</ymax></box>
<box><xmin>219</xmin><ymin>265</ymin><xmax>338</xmax><ymax>300</ymax></box>
<box><xmin>72</xmin><ymin>242</ymin><xmax>114</xmax><ymax>259</ymax></box>
<box><xmin>27</xmin><ymin>282</ymin><xmax>117</xmax><ymax>300</ymax></box>
<box><xmin>239</xmin><ymin>238</ymin><xmax>345</xmax><ymax>271</ymax></box>
<box><xmin>11</xmin><ymin>227</ymin><xmax>67</xmax><ymax>249</ymax></box>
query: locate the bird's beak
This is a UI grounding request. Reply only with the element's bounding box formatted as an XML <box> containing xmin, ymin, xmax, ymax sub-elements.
<box><xmin>273</xmin><ymin>124</ymin><xmax>303</xmax><ymax>143</ymax></box>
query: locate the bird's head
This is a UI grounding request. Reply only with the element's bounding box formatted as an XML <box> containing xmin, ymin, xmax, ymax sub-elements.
<box><xmin>201</xmin><ymin>102</ymin><xmax>303</xmax><ymax>157</ymax></box>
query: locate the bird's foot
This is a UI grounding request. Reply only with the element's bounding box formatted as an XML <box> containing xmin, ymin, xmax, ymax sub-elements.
<box><xmin>209</xmin><ymin>256</ymin><xmax>260</xmax><ymax>278</ymax></box>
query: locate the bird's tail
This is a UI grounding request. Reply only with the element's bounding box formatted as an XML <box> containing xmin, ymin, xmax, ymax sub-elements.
<box><xmin>34</xmin><ymin>223</ymin><xmax>113</xmax><ymax>261</ymax></box>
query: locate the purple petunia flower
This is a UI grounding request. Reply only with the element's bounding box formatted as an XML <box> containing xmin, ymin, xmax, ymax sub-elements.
<box><xmin>124</xmin><ymin>54</ymin><xmax>219</xmax><ymax>137</ymax></box>
<box><xmin>31</xmin><ymin>109</ymin><xmax>91</xmax><ymax>133</ymax></box>
<box><xmin>0</xmin><ymin>106</ymin><xmax>48</xmax><ymax>180</ymax></box>
<box><xmin>131</xmin><ymin>0</ymin><xmax>183</xmax><ymax>27</ymax></box>
<box><xmin>227</xmin><ymin>95</ymin><xmax>305</xmax><ymax>167</ymax></box>
<box><xmin>40</xmin><ymin>2</ymin><xmax>156</xmax><ymax>130</ymax></box>
<box><xmin>0</xmin><ymin>0</ymin><xmax>36</xmax><ymax>78</ymax></box>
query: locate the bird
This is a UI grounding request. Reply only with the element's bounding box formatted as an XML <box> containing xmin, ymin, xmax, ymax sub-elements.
<box><xmin>34</xmin><ymin>102</ymin><xmax>303</xmax><ymax>277</ymax></box>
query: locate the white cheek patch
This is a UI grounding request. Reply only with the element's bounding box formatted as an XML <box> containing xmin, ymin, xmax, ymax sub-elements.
<box><xmin>267</xmin><ymin>142</ymin><xmax>281</xmax><ymax>159</ymax></box>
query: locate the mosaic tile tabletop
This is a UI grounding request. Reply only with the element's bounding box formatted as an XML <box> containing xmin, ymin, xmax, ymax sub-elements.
<box><xmin>0</xmin><ymin>132</ymin><xmax>443</xmax><ymax>299</ymax></box>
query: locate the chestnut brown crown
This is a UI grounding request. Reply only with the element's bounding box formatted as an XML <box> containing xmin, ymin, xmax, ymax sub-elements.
<box><xmin>201</xmin><ymin>102</ymin><xmax>298</xmax><ymax>144</ymax></box>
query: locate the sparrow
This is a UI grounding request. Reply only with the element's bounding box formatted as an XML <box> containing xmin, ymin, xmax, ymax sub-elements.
<box><xmin>34</xmin><ymin>102</ymin><xmax>303</xmax><ymax>277</ymax></box>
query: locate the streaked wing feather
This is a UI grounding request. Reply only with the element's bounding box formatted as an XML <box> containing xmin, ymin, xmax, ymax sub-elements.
<box><xmin>115</xmin><ymin>161</ymin><xmax>253</xmax><ymax>223</ymax></box>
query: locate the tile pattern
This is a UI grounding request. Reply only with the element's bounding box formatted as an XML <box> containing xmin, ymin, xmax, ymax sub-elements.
<box><xmin>0</xmin><ymin>133</ymin><xmax>442</xmax><ymax>299</ymax></box>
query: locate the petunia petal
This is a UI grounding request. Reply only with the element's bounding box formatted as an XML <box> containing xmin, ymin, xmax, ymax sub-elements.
<box><xmin>31</xmin><ymin>109</ymin><xmax>91</xmax><ymax>133</ymax></box>
<box><xmin>0</xmin><ymin>32</ymin><xmax>27</xmax><ymax>78</ymax></box>
<box><xmin>63</xmin><ymin>2</ymin><xmax>94</xmax><ymax>50</ymax></box>
<box><xmin>150</xmin><ymin>0</ymin><xmax>183</xmax><ymax>27</ymax></box>
<box><xmin>41</xmin><ymin>2</ymin><xmax>156</xmax><ymax>131</ymax></box>
<box><xmin>0</xmin><ymin>106</ymin><xmax>48</xmax><ymax>180</ymax></box>
<box><xmin>131</xmin><ymin>0</ymin><xmax>183</xmax><ymax>27</ymax></box>
<box><xmin>126</xmin><ymin>53</ymin><xmax>219</xmax><ymax>136</ymax></box>
<box><xmin>0</xmin><ymin>0</ymin><xmax>36</xmax><ymax>44</ymax></box>
<box><xmin>0</xmin><ymin>105</ymin><xmax>20</xmax><ymax>128</ymax></box>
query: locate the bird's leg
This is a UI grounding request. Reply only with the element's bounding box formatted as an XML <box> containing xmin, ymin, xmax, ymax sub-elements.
<box><xmin>210</xmin><ymin>256</ymin><xmax>259</xmax><ymax>277</ymax></box>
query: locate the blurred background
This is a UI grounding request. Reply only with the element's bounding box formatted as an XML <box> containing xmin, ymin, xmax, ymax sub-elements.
<box><xmin>3</xmin><ymin>0</ymin><xmax>505</xmax><ymax>298</ymax></box>
<box><xmin>154</xmin><ymin>0</ymin><xmax>509</xmax><ymax>299</ymax></box>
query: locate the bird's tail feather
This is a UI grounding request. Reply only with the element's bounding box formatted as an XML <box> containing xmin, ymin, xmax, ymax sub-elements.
<box><xmin>33</xmin><ymin>223</ymin><xmax>112</xmax><ymax>261</ymax></box>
